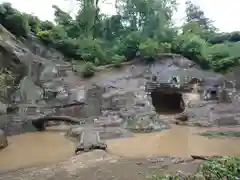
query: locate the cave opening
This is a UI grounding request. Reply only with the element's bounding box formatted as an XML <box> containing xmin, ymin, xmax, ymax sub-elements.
<box><xmin>151</xmin><ymin>90</ymin><xmax>185</xmax><ymax>114</ymax></box>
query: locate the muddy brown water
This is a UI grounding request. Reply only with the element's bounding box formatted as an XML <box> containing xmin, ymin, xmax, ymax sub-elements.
<box><xmin>0</xmin><ymin>125</ymin><xmax>240</xmax><ymax>173</ymax></box>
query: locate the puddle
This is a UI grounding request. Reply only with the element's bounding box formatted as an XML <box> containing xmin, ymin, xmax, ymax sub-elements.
<box><xmin>0</xmin><ymin>125</ymin><xmax>239</xmax><ymax>173</ymax></box>
<box><xmin>106</xmin><ymin>126</ymin><xmax>240</xmax><ymax>158</ymax></box>
<box><xmin>0</xmin><ymin>131</ymin><xmax>75</xmax><ymax>172</ymax></box>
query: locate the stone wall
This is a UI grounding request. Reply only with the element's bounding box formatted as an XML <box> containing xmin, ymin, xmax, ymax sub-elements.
<box><xmin>83</xmin><ymin>84</ymin><xmax>105</xmax><ymax>117</ymax></box>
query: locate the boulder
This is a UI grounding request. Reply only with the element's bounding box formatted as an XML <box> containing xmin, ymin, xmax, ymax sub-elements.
<box><xmin>0</xmin><ymin>129</ymin><xmax>8</xmax><ymax>149</ymax></box>
<box><xmin>214</xmin><ymin>115</ymin><xmax>239</xmax><ymax>126</ymax></box>
<box><xmin>175</xmin><ymin>113</ymin><xmax>188</xmax><ymax>122</ymax></box>
<box><xmin>65</xmin><ymin>126</ymin><xmax>84</xmax><ymax>139</ymax></box>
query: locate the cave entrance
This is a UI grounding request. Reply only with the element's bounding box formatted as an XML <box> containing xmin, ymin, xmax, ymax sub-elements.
<box><xmin>151</xmin><ymin>90</ymin><xmax>185</xmax><ymax>114</ymax></box>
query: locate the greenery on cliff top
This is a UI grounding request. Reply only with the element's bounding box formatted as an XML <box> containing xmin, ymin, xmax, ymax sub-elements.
<box><xmin>1</xmin><ymin>1</ymin><xmax>240</xmax><ymax>75</ymax></box>
<box><xmin>153</xmin><ymin>156</ymin><xmax>240</xmax><ymax>180</ymax></box>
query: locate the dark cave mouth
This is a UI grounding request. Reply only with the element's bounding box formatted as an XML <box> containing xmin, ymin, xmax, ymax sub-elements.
<box><xmin>151</xmin><ymin>90</ymin><xmax>185</xmax><ymax>114</ymax></box>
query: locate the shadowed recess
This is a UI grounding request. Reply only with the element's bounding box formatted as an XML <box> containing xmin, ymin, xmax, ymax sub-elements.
<box><xmin>151</xmin><ymin>90</ymin><xmax>185</xmax><ymax>114</ymax></box>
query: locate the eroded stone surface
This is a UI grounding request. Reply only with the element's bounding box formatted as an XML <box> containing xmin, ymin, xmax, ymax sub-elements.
<box><xmin>1</xmin><ymin>25</ymin><xmax>239</xmax><ymax>135</ymax></box>
<box><xmin>75</xmin><ymin>131</ymin><xmax>107</xmax><ymax>154</ymax></box>
<box><xmin>75</xmin><ymin>59</ymin><xmax>240</xmax><ymax>130</ymax></box>
<box><xmin>66</xmin><ymin>126</ymin><xmax>133</xmax><ymax>141</ymax></box>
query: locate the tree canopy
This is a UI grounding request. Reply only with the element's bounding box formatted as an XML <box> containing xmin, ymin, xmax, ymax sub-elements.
<box><xmin>1</xmin><ymin>0</ymin><xmax>240</xmax><ymax>75</ymax></box>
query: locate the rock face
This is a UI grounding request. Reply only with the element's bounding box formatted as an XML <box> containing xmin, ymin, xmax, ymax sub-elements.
<box><xmin>0</xmin><ymin>24</ymin><xmax>82</xmax><ymax>105</ymax></box>
<box><xmin>71</xmin><ymin>56</ymin><xmax>240</xmax><ymax>130</ymax></box>
<box><xmin>0</xmin><ymin>129</ymin><xmax>8</xmax><ymax>149</ymax></box>
<box><xmin>82</xmin><ymin>63</ymin><xmax>169</xmax><ymax>132</ymax></box>
<box><xmin>143</xmin><ymin>59</ymin><xmax>239</xmax><ymax>126</ymax></box>
<box><xmin>75</xmin><ymin>131</ymin><xmax>107</xmax><ymax>154</ymax></box>
<box><xmin>0</xmin><ymin>23</ymin><xmax>239</xmax><ymax>136</ymax></box>
<box><xmin>0</xmin><ymin>25</ymin><xmax>85</xmax><ymax>133</ymax></box>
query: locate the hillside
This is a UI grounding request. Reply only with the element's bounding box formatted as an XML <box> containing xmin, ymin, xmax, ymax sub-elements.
<box><xmin>0</xmin><ymin>1</ymin><xmax>240</xmax><ymax>76</ymax></box>
<box><xmin>0</xmin><ymin>23</ymin><xmax>73</xmax><ymax>109</ymax></box>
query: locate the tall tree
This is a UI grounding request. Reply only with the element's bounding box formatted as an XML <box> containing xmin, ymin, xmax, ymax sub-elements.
<box><xmin>115</xmin><ymin>0</ymin><xmax>177</xmax><ymax>38</ymax></box>
<box><xmin>185</xmin><ymin>0</ymin><xmax>216</xmax><ymax>33</ymax></box>
<box><xmin>75</xmin><ymin>0</ymin><xmax>101</xmax><ymax>38</ymax></box>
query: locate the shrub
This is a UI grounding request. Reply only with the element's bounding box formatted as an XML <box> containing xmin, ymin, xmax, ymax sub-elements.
<box><xmin>76</xmin><ymin>38</ymin><xmax>107</xmax><ymax>64</ymax></box>
<box><xmin>40</xmin><ymin>20</ymin><xmax>54</xmax><ymax>31</ymax></box>
<box><xmin>208</xmin><ymin>31</ymin><xmax>240</xmax><ymax>44</ymax></box>
<box><xmin>37</xmin><ymin>30</ymin><xmax>53</xmax><ymax>45</ymax></box>
<box><xmin>113</xmin><ymin>31</ymin><xmax>140</xmax><ymax>60</ymax></box>
<box><xmin>81</xmin><ymin>62</ymin><xmax>96</xmax><ymax>78</ymax></box>
<box><xmin>172</xmin><ymin>34</ymin><xmax>209</xmax><ymax>69</ymax></box>
<box><xmin>197</xmin><ymin>156</ymin><xmax>240</xmax><ymax>179</ymax></box>
<box><xmin>111</xmin><ymin>55</ymin><xmax>125</xmax><ymax>68</ymax></box>
<box><xmin>159</xmin><ymin>42</ymin><xmax>172</xmax><ymax>53</ymax></box>
<box><xmin>206</xmin><ymin>42</ymin><xmax>240</xmax><ymax>72</ymax></box>
<box><xmin>4</xmin><ymin>12</ymin><xmax>30</xmax><ymax>37</ymax></box>
<box><xmin>139</xmin><ymin>38</ymin><xmax>159</xmax><ymax>61</ymax></box>
<box><xmin>81</xmin><ymin>52</ymin><xmax>95</xmax><ymax>62</ymax></box>
<box><xmin>152</xmin><ymin>156</ymin><xmax>240</xmax><ymax>180</ymax></box>
<box><xmin>23</xmin><ymin>13</ymin><xmax>41</xmax><ymax>34</ymax></box>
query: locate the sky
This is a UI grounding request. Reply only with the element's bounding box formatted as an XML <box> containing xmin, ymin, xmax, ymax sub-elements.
<box><xmin>0</xmin><ymin>0</ymin><xmax>239</xmax><ymax>32</ymax></box>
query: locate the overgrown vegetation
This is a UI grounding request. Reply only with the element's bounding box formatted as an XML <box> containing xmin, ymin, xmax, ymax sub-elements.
<box><xmin>199</xmin><ymin>131</ymin><xmax>240</xmax><ymax>138</ymax></box>
<box><xmin>80</xmin><ymin>62</ymin><xmax>96</xmax><ymax>77</ymax></box>
<box><xmin>1</xmin><ymin>1</ymin><xmax>240</xmax><ymax>74</ymax></box>
<box><xmin>153</xmin><ymin>156</ymin><xmax>240</xmax><ymax>180</ymax></box>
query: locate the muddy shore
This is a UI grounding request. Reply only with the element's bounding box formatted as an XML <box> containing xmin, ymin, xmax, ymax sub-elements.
<box><xmin>0</xmin><ymin>124</ymin><xmax>239</xmax><ymax>179</ymax></box>
<box><xmin>0</xmin><ymin>150</ymin><xmax>203</xmax><ymax>180</ymax></box>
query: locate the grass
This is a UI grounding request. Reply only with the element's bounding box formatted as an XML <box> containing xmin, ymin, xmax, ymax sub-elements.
<box><xmin>152</xmin><ymin>156</ymin><xmax>240</xmax><ymax>180</ymax></box>
<box><xmin>199</xmin><ymin>131</ymin><xmax>240</xmax><ymax>138</ymax></box>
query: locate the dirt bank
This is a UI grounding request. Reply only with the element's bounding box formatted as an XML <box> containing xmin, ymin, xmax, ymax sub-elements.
<box><xmin>0</xmin><ymin>150</ymin><xmax>203</xmax><ymax>180</ymax></box>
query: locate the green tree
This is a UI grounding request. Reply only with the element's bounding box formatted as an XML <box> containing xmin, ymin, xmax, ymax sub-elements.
<box><xmin>4</xmin><ymin>12</ymin><xmax>30</xmax><ymax>37</ymax></box>
<box><xmin>23</xmin><ymin>13</ymin><xmax>40</xmax><ymax>33</ymax></box>
<box><xmin>75</xmin><ymin>0</ymin><xmax>100</xmax><ymax>38</ymax></box>
<box><xmin>40</xmin><ymin>20</ymin><xmax>54</xmax><ymax>31</ymax></box>
<box><xmin>185</xmin><ymin>0</ymin><xmax>216</xmax><ymax>33</ymax></box>
<box><xmin>2</xmin><ymin>0</ymin><xmax>240</xmax><ymax>74</ymax></box>
<box><xmin>172</xmin><ymin>34</ymin><xmax>209</xmax><ymax>68</ymax></box>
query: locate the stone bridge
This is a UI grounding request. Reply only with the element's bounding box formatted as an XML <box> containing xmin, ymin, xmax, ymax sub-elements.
<box><xmin>31</xmin><ymin>116</ymin><xmax>82</xmax><ymax>131</ymax></box>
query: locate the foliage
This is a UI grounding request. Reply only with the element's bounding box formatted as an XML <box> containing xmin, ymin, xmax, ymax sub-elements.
<box><xmin>185</xmin><ymin>0</ymin><xmax>217</xmax><ymax>34</ymax></box>
<box><xmin>112</xmin><ymin>31</ymin><xmax>141</xmax><ymax>60</ymax></box>
<box><xmin>77</xmin><ymin>37</ymin><xmax>106</xmax><ymax>64</ymax></box>
<box><xmin>40</xmin><ymin>20</ymin><xmax>54</xmax><ymax>31</ymax></box>
<box><xmin>37</xmin><ymin>30</ymin><xmax>53</xmax><ymax>45</ymax></box>
<box><xmin>80</xmin><ymin>62</ymin><xmax>96</xmax><ymax>78</ymax></box>
<box><xmin>208</xmin><ymin>31</ymin><xmax>240</xmax><ymax>44</ymax></box>
<box><xmin>0</xmin><ymin>0</ymin><xmax>240</xmax><ymax>75</ymax></box>
<box><xmin>172</xmin><ymin>34</ymin><xmax>209</xmax><ymax>69</ymax></box>
<box><xmin>206</xmin><ymin>42</ymin><xmax>240</xmax><ymax>72</ymax></box>
<box><xmin>139</xmin><ymin>38</ymin><xmax>160</xmax><ymax>61</ymax></box>
<box><xmin>23</xmin><ymin>13</ymin><xmax>40</xmax><ymax>34</ymax></box>
<box><xmin>111</xmin><ymin>55</ymin><xmax>125</xmax><ymax>68</ymax></box>
<box><xmin>197</xmin><ymin>156</ymin><xmax>240</xmax><ymax>179</ymax></box>
<box><xmin>3</xmin><ymin>12</ymin><xmax>29</xmax><ymax>37</ymax></box>
<box><xmin>152</xmin><ymin>156</ymin><xmax>240</xmax><ymax>180</ymax></box>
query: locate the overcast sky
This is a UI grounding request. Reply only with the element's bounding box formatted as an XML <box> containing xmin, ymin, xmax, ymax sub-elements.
<box><xmin>0</xmin><ymin>0</ymin><xmax>239</xmax><ymax>32</ymax></box>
